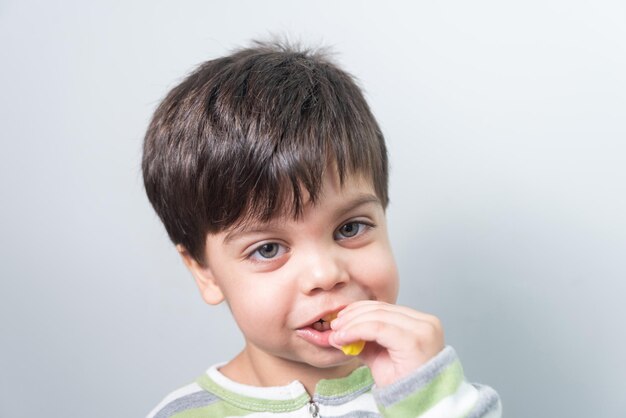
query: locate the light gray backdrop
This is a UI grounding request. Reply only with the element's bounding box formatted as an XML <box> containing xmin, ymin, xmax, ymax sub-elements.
<box><xmin>1</xmin><ymin>1</ymin><xmax>625</xmax><ymax>417</ymax></box>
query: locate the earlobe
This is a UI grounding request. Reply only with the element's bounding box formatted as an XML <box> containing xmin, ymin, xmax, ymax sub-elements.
<box><xmin>176</xmin><ymin>244</ymin><xmax>225</xmax><ymax>305</ymax></box>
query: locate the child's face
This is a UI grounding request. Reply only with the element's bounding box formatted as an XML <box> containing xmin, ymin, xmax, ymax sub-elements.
<box><xmin>187</xmin><ymin>170</ymin><xmax>399</xmax><ymax>371</ymax></box>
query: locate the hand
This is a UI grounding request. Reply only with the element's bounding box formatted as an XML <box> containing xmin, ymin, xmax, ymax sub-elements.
<box><xmin>329</xmin><ymin>301</ymin><xmax>445</xmax><ymax>387</ymax></box>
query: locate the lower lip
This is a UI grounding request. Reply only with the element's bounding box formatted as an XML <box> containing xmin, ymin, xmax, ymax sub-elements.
<box><xmin>295</xmin><ymin>327</ymin><xmax>333</xmax><ymax>348</ymax></box>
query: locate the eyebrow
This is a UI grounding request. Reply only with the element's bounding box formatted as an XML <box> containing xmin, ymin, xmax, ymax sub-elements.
<box><xmin>223</xmin><ymin>193</ymin><xmax>381</xmax><ymax>245</ymax></box>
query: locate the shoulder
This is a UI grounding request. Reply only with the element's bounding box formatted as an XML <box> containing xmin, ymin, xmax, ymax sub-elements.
<box><xmin>146</xmin><ymin>381</ymin><xmax>220</xmax><ymax>418</ymax></box>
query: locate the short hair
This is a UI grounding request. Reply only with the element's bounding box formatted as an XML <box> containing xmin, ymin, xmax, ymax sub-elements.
<box><xmin>142</xmin><ymin>40</ymin><xmax>389</xmax><ymax>264</ymax></box>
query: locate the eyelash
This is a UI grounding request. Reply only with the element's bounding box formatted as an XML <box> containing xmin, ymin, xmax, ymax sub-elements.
<box><xmin>246</xmin><ymin>221</ymin><xmax>374</xmax><ymax>262</ymax></box>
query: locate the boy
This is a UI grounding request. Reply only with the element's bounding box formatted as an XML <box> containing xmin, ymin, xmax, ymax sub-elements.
<box><xmin>143</xmin><ymin>40</ymin><xmax>501</xmax><ymax>417</ymax></box>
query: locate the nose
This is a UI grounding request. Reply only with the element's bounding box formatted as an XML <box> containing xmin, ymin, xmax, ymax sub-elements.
<box><xmin>299</xmin><ymin>247</ymin><xmax>349</xmax><ymax>294</ymax></box>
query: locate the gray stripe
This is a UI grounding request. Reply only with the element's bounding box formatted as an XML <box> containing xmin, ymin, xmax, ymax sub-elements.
<box><xmin>464</xmin><ymin>384</ymin><xmax>501</xmax><ymax>418</ymax></box>
<box><xmin>153</xmin><ymin>391</ymin><xmax>220</xmax><ymax>418</ymax></box>
<box><xmin>373</xmin><ymin>345</ymin><xmax>458</xmax><ymax>407</ymax></box>
<box><xmin>314</xmin><ymin>384</ymin><xmax>373</xmax><ymax>406</ymax></box>
<box><xmin>328</xmin><ymin>412</ymin><xmax>381</xmax><ymax>418</ymax></box>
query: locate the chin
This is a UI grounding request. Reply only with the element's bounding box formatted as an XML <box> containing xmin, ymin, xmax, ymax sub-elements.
<box><xmin>299</xmin><ymin>351</ymin><xmax>359</xmax><ymax>369</ymax></box>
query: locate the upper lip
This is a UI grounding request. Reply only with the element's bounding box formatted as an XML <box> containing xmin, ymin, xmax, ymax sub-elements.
<box><xmin>296</xmin><ymin>305</ymin><xmax>347</xmax><ymax>329</ymax></box>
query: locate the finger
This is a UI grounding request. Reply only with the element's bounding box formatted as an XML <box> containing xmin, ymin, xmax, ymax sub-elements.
<box><xmin>338</xmin><ymin>301</ymin><xmax>438</xmax><ymax>323</ymax></box>
<box><xmin>333</xmin><ymin>312</ymin><xmax>443</xmax><ymax>346</ymax></box>
<box><xmin>331</xmin><ymin>319</ymin><xmax>444</xmax><ymax>356</ymax></box>
<box><xmin>334</xmin><ymin>302</ymin><xmax>441</xmax><ymax>330</ymax></box>
<box><xmin>333</xmin><ymin>309</ymin><xmax>423</xmax><ymax>334</ymax></box>
<box><xmin>330</xmin><ymin>320</ymin><xmax>412</xmax><ymax>351</ymax></box>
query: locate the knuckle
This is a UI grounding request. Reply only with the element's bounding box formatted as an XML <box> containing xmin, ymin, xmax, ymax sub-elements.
<box><xmin>373</xmin><ymin>320</ymin><xmax>385</xmax><ymax>334</ymax></box>
<box><xmin>415</xmin><ymin>320</ymin><xmax>441</xmax><ymax>341</ymax></box>
<box><xmin>425</xmin><ymin>314</ymin><xmax>442</xmax><ymax>328</ymax></box>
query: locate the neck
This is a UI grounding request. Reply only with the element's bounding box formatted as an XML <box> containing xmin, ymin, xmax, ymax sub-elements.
<box><xmin>219</xmin><ymin>344</ymin><xmax>361</xmax><ymax>394</ymax></box>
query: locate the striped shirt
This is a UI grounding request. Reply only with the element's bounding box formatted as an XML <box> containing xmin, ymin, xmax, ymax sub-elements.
<box><xmin>147</xmin><ymin>346</ymin><xmax>501</xmax><ymax>417</ymax></box>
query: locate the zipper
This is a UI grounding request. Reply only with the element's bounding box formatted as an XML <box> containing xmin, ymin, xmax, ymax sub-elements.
<box><xmin>308</xmin><ymin>400</ymin><xmax>319</xmax><ymax>417</ymax></box>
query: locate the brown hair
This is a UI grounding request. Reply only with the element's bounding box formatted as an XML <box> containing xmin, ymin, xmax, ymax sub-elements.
<box><xmin>142</xmin><ymin>40</ymin><xmax>389</xmax><ymax>264</ymax></box>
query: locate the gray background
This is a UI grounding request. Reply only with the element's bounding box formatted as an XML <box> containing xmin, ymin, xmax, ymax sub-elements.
<box><xmin>1</xmin><ymin>1</ymin><xmax>625</xmax><ymax>417</ymax></box>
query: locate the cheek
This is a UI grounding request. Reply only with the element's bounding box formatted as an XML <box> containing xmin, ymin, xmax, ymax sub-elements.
<box><xmin>225</xmin><ymin>278</ymin><xmax>294</xmax><ymax>335</ymax></box>
<box><xmin>352</xmin><ymin>244</ymin><xmax>399</xmax><ymax>303</ymax></box>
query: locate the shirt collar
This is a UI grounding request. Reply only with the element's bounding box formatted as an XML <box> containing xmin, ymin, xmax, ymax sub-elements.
<box><xmin>196</xmin><ymin>363</ymin><xmax>374</xmax><ymax>412</ymax></box>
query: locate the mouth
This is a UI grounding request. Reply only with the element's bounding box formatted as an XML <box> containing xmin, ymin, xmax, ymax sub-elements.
<box><xmin>303</xmin><ymin>310</ymin><xmax>340</xmax><ymax>330</ymax></box>
<box><xmin>295</xmin><ymin>311</ymin><xmax>341</xmax><ymax>348</ymax></box>
<box><xmin>310</xmin><ymin>316</ymin><xmax>333</xmax><ymax>332</ymax></box>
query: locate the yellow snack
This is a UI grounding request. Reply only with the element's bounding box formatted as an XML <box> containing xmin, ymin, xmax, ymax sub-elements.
<box><xmin>326</xmin><ymin>312</ymin><xmax>366</xmax><ymax>355</ymax></box>
<box><xmin>341</xmin><ymin>340</ymin><xmax>366</xmax><ymax>356</ymax></box>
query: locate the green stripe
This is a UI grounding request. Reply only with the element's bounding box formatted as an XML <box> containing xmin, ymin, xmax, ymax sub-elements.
<box><xmin>171</xmin><ymin>400</ymin><xmax>254</xmax><ymax>417</ymax></box>
<box><xmin>316</xmin><ymin>366</ymin><xmax>374</xmax><ymax>397</ymax></box>
<box><xmin>379</xmin><ymin>360</ymin><xmax>464</xmax><ymax>417</ymax></box>
<box><xmin>196</xmin><ymin>374</ymin><xmax>310</xmax><ymax>413</ymax></box>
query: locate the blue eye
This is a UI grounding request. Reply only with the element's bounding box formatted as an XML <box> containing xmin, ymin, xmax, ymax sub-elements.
<box><xmin>335</xmin><ymin>222</ymin><xmax>369</xmax><ymax>239</ymax></box>
<box><xmin>256</xmin><ymin>243</ymin><xmax>279</xmax><ymax>258</ymax></box>
<box><xmin>249</xmin><ymin>242</ymin><xmax>287</xmax><ymax>261</ymax></box>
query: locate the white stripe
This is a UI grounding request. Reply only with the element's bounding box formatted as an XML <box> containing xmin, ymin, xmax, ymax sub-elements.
<box><xmin>206</xmin><ymin>364</ymin><xmax>308</xmax><ymax>401</ymax></box>
<box><xmin>418</xmin><ymin>381</ymin><xmax>479</xmax><ymax>418</ymax></box>
<box><xmin>224</xmin><ymin>405</ymin><xmax>311</xmax><ymax>417</ymax></box>
<box><xmin>319</xmin><ymin>392</ymin><xmax>379</xmax><ymax>416</ymax></box>
<box><xmin>146</xmin><ymin>382</ymin><xmax>204</xmax><ymax>418</ymax></box>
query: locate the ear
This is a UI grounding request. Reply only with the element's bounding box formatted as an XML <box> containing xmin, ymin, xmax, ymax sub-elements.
<box><xmin>176</xmin><ymin>244</ymin><xmax>224</xmax><ymax>305</ymax></box>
